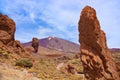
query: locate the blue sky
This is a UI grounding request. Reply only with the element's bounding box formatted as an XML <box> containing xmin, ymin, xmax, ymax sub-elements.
<box><xmin>0</xmin><ymin>0</ymin><xmax>120</xmax><ymax>48</ymax></box>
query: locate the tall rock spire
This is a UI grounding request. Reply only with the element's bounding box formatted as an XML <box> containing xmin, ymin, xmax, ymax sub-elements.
<box><xmin>78</xmin><ymin>6</ymin><xmax>119</xmax><ymax>80</ymax></box>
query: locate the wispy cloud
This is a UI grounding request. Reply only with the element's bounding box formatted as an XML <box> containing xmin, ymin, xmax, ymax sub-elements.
<box><xmin>0</xmin><ymin>0</ymin><xmax>120</xmax><ymax>48</ymax></box>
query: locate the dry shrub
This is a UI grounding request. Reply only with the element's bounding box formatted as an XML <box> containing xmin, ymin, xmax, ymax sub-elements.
<box><xmin>15</xmin><ymin>58</ymin><xmax>33</xmax><ymax>68</ymax></box>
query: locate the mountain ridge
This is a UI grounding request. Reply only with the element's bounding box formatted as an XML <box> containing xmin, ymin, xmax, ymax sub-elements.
<box><xmin>23</xmin><ymin>36</ymin><xmax>120</xmax><ymax>53</ymax></box>
<box><xmin>23</xmin><ymin>36</ymin><xmax>80</xmax><ymax>53</ymax></box>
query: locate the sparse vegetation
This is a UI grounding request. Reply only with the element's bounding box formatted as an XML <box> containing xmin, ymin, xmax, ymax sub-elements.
<box><xmin>0</xmin><ymin>49</ymin><xmax>9</xmax><ymax>58</ymax></box>
<box><xmin>15</xmin><ymin>58</ymin><xmax>33</xmax><ymax>68</ymax></box>
<box><xmin>112</xmin><ymin>52</ymin><xmax>120</xmax><ymax>77</ymax></box>
<box><xmin>28</xmin><ymin>56</ymin><xmax>84</xmax><ymax>80</ymax></box>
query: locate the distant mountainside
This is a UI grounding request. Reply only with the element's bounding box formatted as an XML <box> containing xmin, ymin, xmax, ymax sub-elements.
<box><xmin>110</xmin><ymin>48</ymin><xmax>120</xmax><ymax>53</ymax></box>
<box><xmin>23</xmin><ymin>36</ymin><xmax>120</xmax><ymax>53</ymax></box>
<box><xmin>23</xmin><ymin>36</ymin><xmax>80</xmax><ymax>53</ymax></box>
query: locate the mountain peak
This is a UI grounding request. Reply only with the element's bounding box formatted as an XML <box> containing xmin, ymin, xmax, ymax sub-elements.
<box><xmin>48</xmin><ymin>36</ymin><xmax>55</xmax><ymax>40</ymax></box>
<box><xmin>23</xmin><ymin>37</ymin><xmax>79</xmax><ymax>53</ymax></box>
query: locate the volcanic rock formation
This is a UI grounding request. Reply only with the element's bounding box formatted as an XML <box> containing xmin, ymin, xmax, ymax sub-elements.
<box><xmin>78</xmin><ymin>6</ymin><xmax>119</xmax><ymax>80</ymax></box>
<box><xmin>0</xmin><ymin>14</ymin><xmax>16</xmax><ymax>46</ymax></box>
<box><xmin>32</xmin><ymin>37</ymin><xmax>39</xmax><ymax>53</ymax></box>
<box><xmin>0</xmin><ymin>14</ymin><xmax>25</xmax><ymax>55</ymax></box>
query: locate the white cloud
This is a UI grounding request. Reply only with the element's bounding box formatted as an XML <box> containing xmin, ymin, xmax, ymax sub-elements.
<box><xmin>30</xmin><ymin>13</ymin><xmax>35</xmax><ymax>22</ymax></box>
<box><xmin>1</xmin><ymin>0</ymin><xmax>120</xmax><ymax>48</ymax></box>
<box><xmin>37</xmin><ymin>26</ymin><xmax>53</xmax><ymax>38</ymax></box>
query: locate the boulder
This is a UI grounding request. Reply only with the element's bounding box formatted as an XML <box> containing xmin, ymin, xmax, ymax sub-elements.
<box><xmin>78</xmin><ymin>6</ymin><xmax>119</xmax><ymax>80</ymax></box>
<box><xmin>58</xmin><ymin>63</ymin><xmax>77</xmax><ymax>74</ymax></box>
<box><xmin>67</xmin><ymin>63</ymin><xmax>76</xmax><ymax>74</ymax></box>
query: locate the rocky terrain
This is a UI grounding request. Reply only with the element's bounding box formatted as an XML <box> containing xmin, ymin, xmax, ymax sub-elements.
<box><xmin>0</xmin><ymin>63</ymin><xmax>40</xmax><ymax>80</ymax></box>
<box><xmin>0</xmin><ymin>13</ymin><xmax>83</xmax><ymax>80</ymax></box>
<box><xmin>0</xmin><ymin>5</ymin><xmax>120</xmax><ymax>80</ymax></box>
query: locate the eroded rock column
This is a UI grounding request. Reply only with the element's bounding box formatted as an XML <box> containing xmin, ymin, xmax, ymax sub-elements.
<box><xmin>78</xmin><ymin>6</ymin><xmax>119</xmax><ymax>80</ymax></box>
<box><xmin>32</xmin><ymin>37</ymin><xmax>39</xmax><ymax>53</ymax></box>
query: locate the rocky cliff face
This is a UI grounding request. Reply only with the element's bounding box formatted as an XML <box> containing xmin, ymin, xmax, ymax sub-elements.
<box><xmin>0</xmin><ymin>14</ymin><xmax>16</xmax><ymax>46</ymax></box>
<box><xmin>0</xmin><ymin>14</ymin><xmax>25</xmax><ymax>54</ymax></box>
<box><xmin>78</xmin><ymin>6</ymin><xmax>119</xmax><ymax>80</ymax></box>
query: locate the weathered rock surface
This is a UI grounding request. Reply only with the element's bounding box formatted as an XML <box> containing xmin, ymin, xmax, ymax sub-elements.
<box><xmin>78</xmin><ymin>6</ymin><xmax>119</xmax><ymax>80</ymax></box>
<box><xmin>0</xmin><ymin>14</ymin><xmax>16</xmax><ymax>46</ymax></box>
<box><xmin>32</xmin><ymin>37</ymin><xmax>39</xmax><ymax>53</ymax></box>
<box><xmin>0</xmin><ymin>14</ymin><xmax>25</xmax><ymax>54</ymax></box>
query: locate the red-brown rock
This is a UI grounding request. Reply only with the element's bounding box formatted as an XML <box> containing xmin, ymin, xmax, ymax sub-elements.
<box><xmin>32</xmin><ymin>37</ymin><xmax>39</xmax><ymax>53</ymax></box>
<box><xmin>0</xmin><ymin>14</ymin><xmax>25</xmax><ymax>54</ymax></box>
<box><xmin>78</xmin><ymin>6</ymin><xmax>119</xmax><ymax>80</ymax></box>
<box><xmin>0</xmin><ymin>14</ymin><xmax>16</xmax><ymax>46</ymax></box>
<box><xmin>67</xmin><ymin>63</ymin><xmax>76</xmax><ymax>74</ymax></box>
<box><xmin>0</xmin><ymin>14</ymin><xmax>36</xmax><ymax>62</ymax></box>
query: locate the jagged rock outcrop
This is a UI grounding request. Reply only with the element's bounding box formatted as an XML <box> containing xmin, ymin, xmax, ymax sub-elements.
<box><xmin>78</xmin><ymin>6</ymin><xmax>119</xmax><ymax>80</ymax></box>
<box><xmin>13</xmin><ymin>40</ymin><xmax>24</xmax><ymax>54</ymax></box>
<box><xmin>0</xmin><ymin>14</ymin><xmax>16</xmax><ymax>46</ymax></box>
<box><xmin>0</xmin><ymin>14</ymin><xmax>36</xmax><ymax>63</ymax></box>
<box><xmin>0</xmin><ymin>14</ymin><xmax>25</xmax><ymax>54</ymax></box>
<box><xmin>32</xmin><ymin>37</ymin><xmax>39</xmax><ymax>53</ymax></box>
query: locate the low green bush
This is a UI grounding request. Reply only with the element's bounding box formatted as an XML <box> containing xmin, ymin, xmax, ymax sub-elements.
<box><xmin>15</xmin><ymin>58</ymin><xmax>33</xmax><ymax>68</ymax></box>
